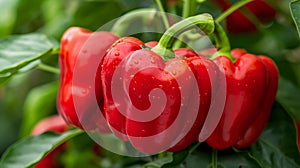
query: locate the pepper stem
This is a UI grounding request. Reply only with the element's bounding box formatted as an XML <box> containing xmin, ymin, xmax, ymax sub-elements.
<box><xmin>210</xmin><ymin>23</ymin><xmax>234</xmax><ymax>60</ymax></box>
<box><xmin>151</xmin><ymin>14</ymin><xmax>215</xmax><ymax>61</ymax></box>
<box><xmin>212</xmin><ymin>149</ymin><xmax>218</xmax><ymax>168</ymax></box>
<box><xmin>155</xmin><ymin>0</ymin><xmax>170</xmax><ymax>29</ymax></box>
<box><xmin>215</xmin><ymin>0</ymin><xmax>253</xmax><ymax>23</ymax></box>
<box><xmin>37</xmin><ymin>63</ymin><xmax>60</xmax><ymax>74</ymax></box>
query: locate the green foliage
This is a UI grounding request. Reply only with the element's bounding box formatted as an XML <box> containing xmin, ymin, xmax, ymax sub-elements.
<box><xmin>277</xmin><ymin>77</ymin><xmax>300</xmax><ymax>122</ymax></box>
<box><xmin>290</xmin><ymin>0</ymin><xmax>300</xmax><ymax>38</ymax></box>
<box><xmin>0</xmin><ymin>33</ymin><xmax>59</xmax><ymax>85</ymax></box>
<box><xmin>0</xmin><ymin>129</ymin><xmax>83</xmax><ymax>168</ymax></box>
<box><xmin>19</xmin><ymin>82</ymin><xmax>59</xmax><ymax>137</ymax></box>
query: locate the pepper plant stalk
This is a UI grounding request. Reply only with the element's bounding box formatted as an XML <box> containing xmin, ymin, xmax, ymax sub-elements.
<box><xmin>151</xmin><ymin>14</ymin><xmax>234</xmax><ymax>61</ymax></box>
<box><xmin>151</xmin><ymin>14</ymin><xmax>215</xmax><ymax>60</ymax></box>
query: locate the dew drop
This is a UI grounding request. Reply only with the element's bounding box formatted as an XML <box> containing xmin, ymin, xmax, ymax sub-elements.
<box><xmin>81</xmin><ymin>89</ymin><xmax>88</xmax><ymax>95</ymax></box>
<box><xmin>130</xmin><ymin>74</ymin><xmax>134</xmax><ymax>78</ymax></box>
<box><xmin>158</xmin><ymin>84</ymin><xmax>163</xmax><ymax>88</ymax></box>
<box><xmin>134</xmin><ymin>60</ymin><xmax>139</xmax><ymax>64</ymax></box>
<box><xmin>172</xmin><ymin>70</ymin><xmax>177</xmax><ymax>75</ymax></box>
<box><xmin>114</xmin><ymin>52</ymin><xmax>120</xmax><ymax>56</ymax></box>
<box><xmin>150</xmin><ymin>57</ymin><xmax>156</xmax><ymax>64</ymax></box>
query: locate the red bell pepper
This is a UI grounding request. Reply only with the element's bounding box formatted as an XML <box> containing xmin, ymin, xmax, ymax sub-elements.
<box><xmin>100</xmin><ymin>14</ymin><xmax>218</xmax><ymax>153</ymax></box>
<box><xmin>212</xmin><ymin>0</ymin><xmax>276</xmax><ymax>34</ymax></box>
<box><xmin>57</xmin><ymin>27</ymin><xmax>118</xmax><ymax>131</ymax></box>
<box><xmin>205</xmin><ymin>48</ymin><xmax>279</xmax><ymax>150</ymax></box>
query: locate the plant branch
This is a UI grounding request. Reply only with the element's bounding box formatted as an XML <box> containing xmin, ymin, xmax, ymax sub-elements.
<box><xmin>37</xmin><ymin>63</ymin><xmax>60</xmax><ymax>74</ymax></box>
<box><xmin>215</xmin><ymin>0</ymin><xmax>253</xmax><ymax>23</ymax></box>
<box><xmin>155</xmin><ymin>0</ymin><xmax>170</xmax><ymax>29</ymax></box>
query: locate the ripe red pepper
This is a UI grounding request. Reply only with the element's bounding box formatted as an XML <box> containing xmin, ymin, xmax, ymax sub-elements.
<box><xmin>100</xmin><ymin>15</ymin><xmax>217</xmax><ymax>153</ymax></box>
<box><xmin>57</xmin><ymin>27</ymin><xmax>118</xmax><ymax>131</ymax></box>
<box><xmin>31</xmin><ymin>115</ymin><xmax>68</xmax><ymax>168</ymax></box>
<box><xmin>205</xmin><ymin>48</ymin><xmax>279</xmax><ymax>150</ymax></box>
<box><xmin>212</xmin><ymin>0</ymin><xmax>276</xmax><ymax>34</ymax></box>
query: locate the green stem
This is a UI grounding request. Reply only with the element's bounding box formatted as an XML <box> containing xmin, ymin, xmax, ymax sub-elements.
<box><xmin>189</xmin><ymin>143</ymin><xmax>201</xmax><ymax>154</ymax></box>
<box><xmin>210</xmin><ymin>23</ymin><xmax>234</xmax><ymax>60</ymax></box>
<box><xmin>151</xmin><ymin>14</ymin><xmax>215</xmax><ymax>60</ymax></box>
<box><xmin>143</xmin><ymin>162</ymin><xmax>161</xmax><ymax>168</ymax></box>
<box><xmin>111</xmin><ymin>8</ymin><xmax>157</xmax><ymax>36</ymax></box>
<box><xmin>215</xmin><ymin>0</ymin><xmax>253</xmax><ymax>23</ymax></box>
<box><xmin>37</xmin><ymin>63</ymin><xmax>60</xmax><ymax>74</ymax></box>
<box><xmin>182</xmin><ymin>0</ymin><xmax>191</xmax><ymax>18</ymax></box>
<box><xmin>155</xmin><ymin>0</ymin><xmax>170</xmax><ymax>29</ymax></box>
<box><xmin>212</xmin><ymin>150</ymin><xmax>218</xmax><ymax>168</ymax></box>
<box><xmin>174</xmin><ymin>0</ymin><xmax>196</xmax><ymax>49</ymax></box>
<box><xmin>51</xmin><ymin>47</ymin><xmax>60</xmax><ymax>55</ymax></box>
<box><xmin>183</xmin><ymin>0</ymin><xmax>198</xmax><ymax>18</ymax></box>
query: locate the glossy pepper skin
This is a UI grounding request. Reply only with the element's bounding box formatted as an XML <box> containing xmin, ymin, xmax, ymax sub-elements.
<box><xmin>212</xmin><ymin>0</ymin><xmax>276</xmax><ymax>34</ymax></box>
<box><xmin>32</xmin><ymin>115</ymin><xmax>68</xmax><ymax>168</ymax></box>
<box><xmin>100</xmin><ymin>37</ymin><xmax>217</xmax><ymax>153</ymax></box>
<box><xmin>205</xmin><ymin>49</ymin><xmax>279</xmax><ymax>150</ymax></box>
<box><xmin>57</xmin><ymin>27</ymin><xmax>118</xmax><ymax>131</ymax></box>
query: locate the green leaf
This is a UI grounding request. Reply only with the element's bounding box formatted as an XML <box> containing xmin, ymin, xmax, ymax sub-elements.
<box><xmin>0</xmin><ymin>33</ymin><xmax>59</xmax><ymax>85</ymax></box>
<box><xmin>183</xmin><ymin>150</ymin><xmax>211</xmax><ymax>167</ymax></box>
<box><xmin>248</xmin><ymin>102</ymin><xmax>300</xmax><ymax>167</ymax></box>
<box><xmin>217</xmin><ymin>149</ymin><xmax>259</xmax><ymax>168</ymax></box>
<box><xmin>180</xmin><ymin>145</ymin><xmax>259</xmax><ymax>168</ymax></box>
<box><xmin>61</xmin><ymin>133</ymin><xmax>104</xmax><ymax>168</ymax></box>
<box><xmin>143</xmin><ymin>156</ymin><xmax>172</xmax><ymax>168</ymax></box>
<box><xmin>0</xmin><ymin>129</ymin><xmax>83</xmax><ymax>168</ymax></box>
<box><xmin>276</xmin><ymin>77</ymin><xmax>300</xmax><ymax>122</ymax></box>
<box><xmin>162</xmin><ymin>150</ymin><xmax>189</xmax><ymax>168</ymax></box>
<box><xmin>19</xmin><ymin>82</ymin><xmax>58</xmax><ymax>137</ymax></box>
<box><xmin>290</xmin><ymin>0</ymin><xmax>300</xmax><ymax>38</ymax></box>
<box><xmin>0</xmin><ymin>74</ymin><xmax>12</xmax><ymax>86</ymax></box>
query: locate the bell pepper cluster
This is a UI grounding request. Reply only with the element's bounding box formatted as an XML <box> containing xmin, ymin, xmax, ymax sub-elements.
<box><xmin>57</xmin><ymin>14</ymin><xmax>279</xmax><ymax>153</ymax></box>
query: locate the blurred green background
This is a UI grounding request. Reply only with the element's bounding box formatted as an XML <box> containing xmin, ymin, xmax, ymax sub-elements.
<box><xmin>0</xmin><ymin>0</ymin><xmax>299</xmax><ymax>157</ymax></box>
